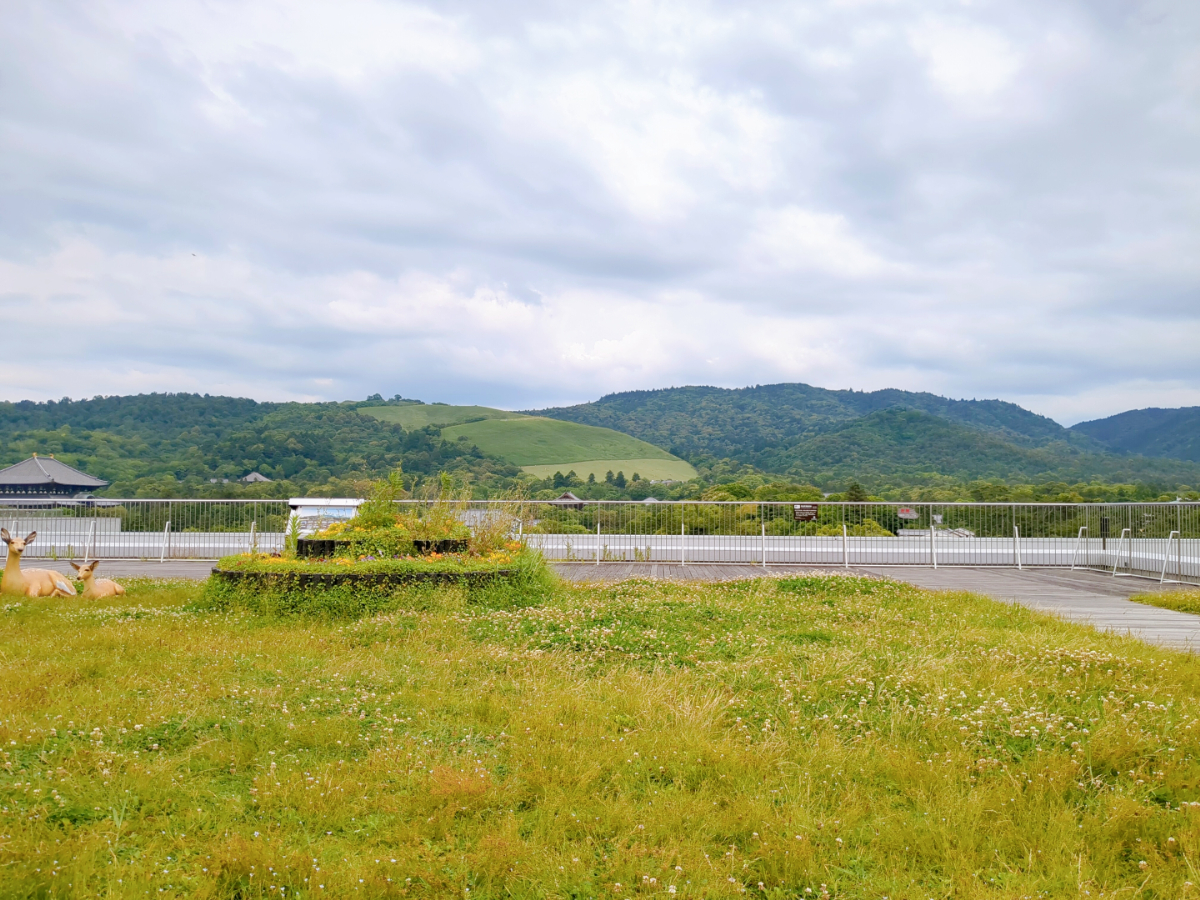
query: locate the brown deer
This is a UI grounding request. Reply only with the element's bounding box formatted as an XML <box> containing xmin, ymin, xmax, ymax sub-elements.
<box><xmin>70</xmin><ymin>560</ymin><xmax>126</xmax><ymax>599</ymax></box>
<box><xmin>1</xmin><ymin>529</ymin><xmax>77</xmax><ymax>597</ymax></box>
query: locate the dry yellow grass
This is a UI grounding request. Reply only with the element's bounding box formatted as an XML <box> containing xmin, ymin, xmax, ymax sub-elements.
<box><xmin>3</xmin><ymin>574</ymin><xmax>1200</xmax><ymax>898</ymax></box>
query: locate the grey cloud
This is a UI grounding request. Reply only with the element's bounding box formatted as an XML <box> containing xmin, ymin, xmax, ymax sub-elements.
<box><xmin>1</xmin><ymin>0</ymin><xmax>1198</xmax><ymax>422</ymax></box>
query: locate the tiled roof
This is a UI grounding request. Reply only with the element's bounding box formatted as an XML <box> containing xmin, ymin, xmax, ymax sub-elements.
<box><xmin>0</xmin><ymin>456</ymin><xmax>108</xmax><ymax>488</ymax></box>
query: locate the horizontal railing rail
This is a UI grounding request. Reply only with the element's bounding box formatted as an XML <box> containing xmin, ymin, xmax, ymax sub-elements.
<box><xmin>0</xmin><ymin>498</ymin><xmax>1194</xmax><ymax>581</ymax></box>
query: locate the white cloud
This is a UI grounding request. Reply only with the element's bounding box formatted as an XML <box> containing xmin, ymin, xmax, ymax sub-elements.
<box><xmin>744</xmin><ymin>206</ymin><xmax>887</xmax><ymax>277</ymax></box>
<box><xmin>1</xmin><ymin>0</ymin><xmax>1198</xmax><ymax>423</ymax></box>
<box><xmin>910</xmin><ymin>19</ymin><xmax>1022</xmax><ymax>101</ymax></box>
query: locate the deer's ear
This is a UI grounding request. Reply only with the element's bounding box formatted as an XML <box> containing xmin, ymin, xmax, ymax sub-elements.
<box><xmin>0</xmin><ymin>528</ymin><xmax>9</xmax><ymax>543</ymax></box>
<box><xmin>24</xmin><ymin>531</ymin><xmax>36</xmax><ymax>544</ymax></box>
<box><xmin>70</xmin><ymin>562</ymin><xmax>81</xmax><ymax>571</ymax></box>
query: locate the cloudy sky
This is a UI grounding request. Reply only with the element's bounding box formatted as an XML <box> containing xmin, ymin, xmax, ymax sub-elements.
<box><xmin>1</xmin><ymin>0</ymin><xmax>1197</xmax><ymax>423</ymax></box>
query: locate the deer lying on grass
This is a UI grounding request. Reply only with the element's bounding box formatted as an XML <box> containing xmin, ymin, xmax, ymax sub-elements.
<box><xmin>70</xmin><ymin>560</ymin><xmax>126</xmax><ymax>599</ymax></box>
<box><xmin>1</xmin><ymin>528</ymin><xmax>77</xmax><ymax>597</ymax></box>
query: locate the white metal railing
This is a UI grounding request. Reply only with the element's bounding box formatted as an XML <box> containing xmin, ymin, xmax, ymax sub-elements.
<box><xmin>0</xmin><ymin>498</ymin><xmax>1195</xmax><ymax>582</ymax></box>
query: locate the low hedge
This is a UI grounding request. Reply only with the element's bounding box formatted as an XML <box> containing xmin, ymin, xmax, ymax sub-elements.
<box><xmin>201</xmin><ymin>549</ymin><xmax>554</xmax><ymax>617</ymax></box>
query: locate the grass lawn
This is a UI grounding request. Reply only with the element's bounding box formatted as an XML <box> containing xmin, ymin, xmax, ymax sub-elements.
<box><xmin>440</xmin><ymin>416</ymin><xmax>689</xmax><ymax>470</ymax></box>
<box><xmin>363</xmin><ymin>405</ymin><xmax>525</xmax><ymax>430</ymax></box>
<box><xmin>1129</xmin><ymin>589</ymin><xmax>1200</xmax><ymax>615</ymax></box>
<box><xmin>4</xmin><ymin>573</ymin><xmax>1200</xmax><ymax>898</ymax></box>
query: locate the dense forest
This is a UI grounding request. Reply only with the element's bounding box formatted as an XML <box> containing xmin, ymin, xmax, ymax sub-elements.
<box><xmin>1</xmin><ymin>389</ymin><xmax>1197</xmax><ymax>502</ymax></box>
<box><xmin>1071</xmin><ymin>407</ymin><xmax>1200</xmax><ymax>462</ymax></box>
<box><xmin>0</xmin><ymin>395</ymin><xmax>520</xmax><ymax>498</ymax></box>
<box><xmin>531</xmin><ymin>384</ymin><xmax>1200</xmax><ymax>490</ymax></box>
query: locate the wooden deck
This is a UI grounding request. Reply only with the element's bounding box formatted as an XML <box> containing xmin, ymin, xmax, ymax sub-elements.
<box><xmin>859</xmin><ymin>566</ymin><xmax>1200</xmax><ymax>653</ymax></box>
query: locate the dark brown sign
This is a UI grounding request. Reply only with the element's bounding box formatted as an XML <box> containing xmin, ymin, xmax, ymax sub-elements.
<box><xmin>792</xmin><ymin>503</ymin><xmax>819</xmax><ymax>521</ymax></box>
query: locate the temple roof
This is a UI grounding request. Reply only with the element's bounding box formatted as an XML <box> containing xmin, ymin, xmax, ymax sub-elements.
<box><xmin>0</xmin><ymin>456</ymin><xmax>108</xmax><ymax>488</ymax></box>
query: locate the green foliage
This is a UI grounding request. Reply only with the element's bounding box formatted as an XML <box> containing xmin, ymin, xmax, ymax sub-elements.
<box><xmin>1072</xmin><ymin>406</ymin><xmax>1200</xmax><ymax>462</ymax></box>
<box><xmin>349</xmin><ymin>470</ymin><xmax>407</xmax><ymax>531</ymax></box>
<box><xmin>440</xmin><ymin>415</ymin><xmax>683</xmax><ymax>467</ymax></box>
<box><xmin>531</xmin><ymin>383</ymin><xmax>1200</xmax><ymax>490</ymax></box>
<box><xmin>203</xmin><ymin>547</ymin><xmax>540</xmax><ymax>617</ymax></box>
<box><xmin>7</xmin><ymin>573</ymin><xmax>1200</xmax><ymax>896</ymax></box>
<box><xmin>530</xmin><ymin>381</ymin><xmax>1079</xmax><ymax>462</ymax></box>
<box><xmin>364</xmin><ymin>403</ymin><xmax>526</xmax><ymax>429</ymax></box>
<box><xmin>0</xmin><ymin>394</ymin><xmax>521</xmax><ymax>497</ymax></box>
<box><xmin>201</xmin><ymin>570</ymin><xmax>475</xmax><ymax>619</ymax></box>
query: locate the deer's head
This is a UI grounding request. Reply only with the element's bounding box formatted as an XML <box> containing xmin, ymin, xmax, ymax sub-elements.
<box><xmin>0</xmin><ymin>529</ymin><xmax>36</xmax><ymax>557</ymax></box>
<box><xmin>70</xmin><ymin>560</ymin><xmax>99</xmax><ymax>579</ymax></box>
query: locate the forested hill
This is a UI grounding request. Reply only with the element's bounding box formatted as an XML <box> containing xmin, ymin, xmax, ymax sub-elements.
<box><xmin>529</xmin><ymin>383</ymin><xmax>1200</xmax><ymax>488</ymax></box>
<box><xmin>774</xmin><ymin>409</ymin><xmax>1200</xmax><ymax>487</ymax></box>
<box><xmin>1070</xmin><ymin>407</ymin><xmax>1200</xmax><ymax>462</ymax></box>
<box><xmin>0</xmin><ymin>394</ymin><xmax>519</xmax><ymax>497</ymax></box>
<box><xmin>528</xmin><ymin>383</ymin><xmax>1090</xmax><ymax>462</ymax></box>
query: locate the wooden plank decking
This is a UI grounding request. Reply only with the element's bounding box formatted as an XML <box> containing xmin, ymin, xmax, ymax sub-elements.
<box><xmin>859</xmin><ymin>566</ymin><xmax>1200</xmax><ymax>653</ymax></box>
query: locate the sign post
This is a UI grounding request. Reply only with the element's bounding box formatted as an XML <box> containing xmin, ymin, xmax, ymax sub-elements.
<box><xmin>792</xmin><ymin>503</ymin><xmax>818</xmax><ymax>522</ymax></box>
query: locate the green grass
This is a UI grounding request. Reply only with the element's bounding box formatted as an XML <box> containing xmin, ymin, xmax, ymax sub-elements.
<box><xmin>441</xmin><ymin>416</ymin><xmax>685</xmax><ymax>467</ymax></box>
<box><xmin>363</xmin><ymin>404</ymin><xmax>525</xmax><ymax>429</ymax></box>
<box><xmin>520</xmin><ymin>457</ymin><xmax>697</xmax><ymax>482</ymax></box>
<box><xmin>5</xmin><ymin>573</ymin><xmax>1200</xmax><ymax>898</ymax></box>
<box><xmin>1129</xmin><ymin>588</ymin><xmax>1200</xmax><ymax>615</ymax></box>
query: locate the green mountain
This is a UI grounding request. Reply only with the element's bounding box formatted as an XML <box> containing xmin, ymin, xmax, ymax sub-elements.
<box><xmin>530</xmin><ymin>383</ymin><xmax>1200</xmax><ymax>488</ymax></box>
<box><xmin>1070</xmin><ymin>407</ymin><xmax>1200</xmax><ymax>462</ymax></box>
<box><xmin>0</xmin><ymin>395</ymin><xmax>520</xmax><ymax>497</ymax></box>
<box><xmin>528</xmin><ymin>383</ymin><xmax>1090</xmax><ymax>463</ymax></box>
<box><xmin>778</xmin><ymin>409</ymin><xmax>1200</xmax><ymax>486</ymax></box>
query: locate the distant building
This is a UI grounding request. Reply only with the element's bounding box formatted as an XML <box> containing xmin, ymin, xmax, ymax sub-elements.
<box><xmin>552</xmin><ymin>491</ymin><xmax>585</xmax><ymax>510</ymax></box>
<box><xmin>241</xmin><ymin>472</ymin><xmax>272</xmax><ymax>483</ymax></box>
<box><xmin>0</xmin><ymin>455</ymin><xmax>108</xmax><ymax>500</ymax></box>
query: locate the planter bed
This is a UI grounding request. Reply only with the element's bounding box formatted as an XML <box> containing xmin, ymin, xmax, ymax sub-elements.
<box><xmin>295</xmin><ymin>538</ymin><xmax>349</xmax><ymax>558</ymax></box>
<box><xmin>202</xmin><ymin>549</ymin><xmax>540</xmax><ymax>617</ymax></box>
<box><xmin>295</xmin><ymin>537</ymin><xmax>470</xmax><ymax>558</ymax></box>
<box><xmin>210</xmin><ymin>566</ymin><xmax>512</xmax><ymax>587</ymax></box>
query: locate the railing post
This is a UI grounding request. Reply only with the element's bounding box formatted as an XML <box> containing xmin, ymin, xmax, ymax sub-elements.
<box><xmin>1161</xmin><ymin>530</ymin><xmax>1181</xmax><ymax>584</ymax></box>
<box><xmin>1070</xmin><ymin>526</ymin><xmax>1087</xmax><ymax>570</ymax></box>
<box><xmin>842</xmin><ymin>523</ymin><xmax>848</xmax><ymax>568</ymax></box>
<box><xmin>762</xmin><ymin>520</ymin><xmax>767</xmax><ymax>569</ymax></box>
<box><xmin>1013</xmin><ymin>524</ymin><xmax>1022</xmax><ymax>570</ymax></box>
<box><xmin>929</xmin><ymin>507</ymin><xmax>937</xmax><ymax>568</ymax></box>
<box><xmin>1111</xmin><ymin>527</ymin><xmax>1132</xmax><ymax>577</ymax></box>
<box><xmin>680</xmin><ymin>502</ymin><xmax>685</xmax><ymax>567</ymax></box>
<box><xmin>160</xmin><ymin>519</ymin><xmax>171</xmax><ymax>563</ymax></box>
<box><xmin>596</xmin><ymin>517</ymin><xmax>601</xmax><ymax>566</ymax></box>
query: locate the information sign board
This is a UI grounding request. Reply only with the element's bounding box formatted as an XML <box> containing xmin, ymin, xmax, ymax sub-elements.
<box><xmin>792</xmin><ymin>503</ymin><xmax>819</xmax><ymax>521</ymax></box>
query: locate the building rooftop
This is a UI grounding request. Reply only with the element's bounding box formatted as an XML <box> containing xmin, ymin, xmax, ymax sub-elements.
<box><xmin>0</xmin><ymin>455</ymin><xmax>108</xmax><ymax>489</ymax></box>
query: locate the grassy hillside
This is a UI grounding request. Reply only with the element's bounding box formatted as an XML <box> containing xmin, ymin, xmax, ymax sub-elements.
<box><xmin>364</xmin><ymin>403</ymin><xmax>524</xmax><ymax>429</ymax></box>
<box><xmin>5</xmin><ymin>574</ymin><xmax>1200</xmax><ymax>897</ymax></box>
<box><xmin>441</xmin><ymin>416</ymin><xmax>695</xmax><ymax>476</ymax></box>
<box><xmin>1071</xmin><ymin>407</ymin><xmax>1200</xmax><ymax>462</ymax></box>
